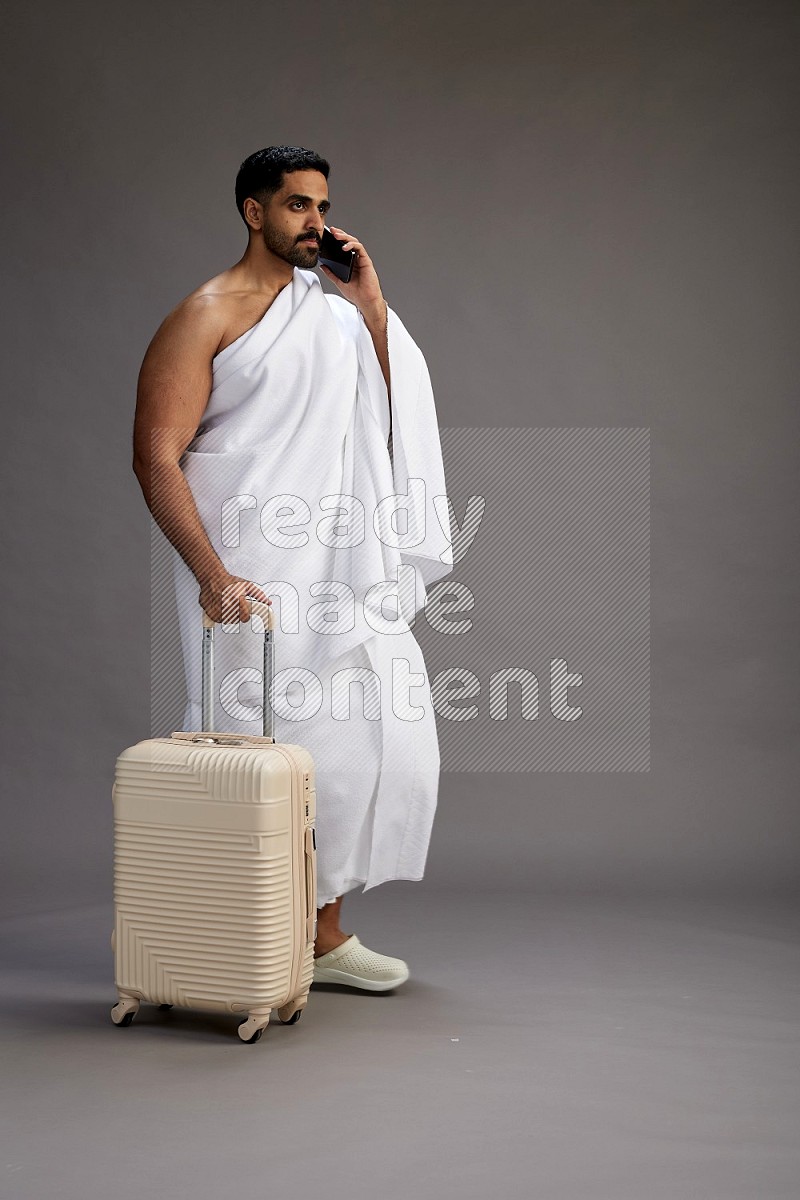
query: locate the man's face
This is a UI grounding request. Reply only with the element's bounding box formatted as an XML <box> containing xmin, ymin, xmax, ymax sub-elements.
<box><xmin>258</xmin><ymin>169</ymin><xmax>331</xmax><ymax>268</ymax></box>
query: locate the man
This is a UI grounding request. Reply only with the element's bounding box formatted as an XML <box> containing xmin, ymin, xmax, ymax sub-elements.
<box><xmin>132</xmin><ymin>146</ymin><xmax>452</xmax><ymax>992</ymax></box>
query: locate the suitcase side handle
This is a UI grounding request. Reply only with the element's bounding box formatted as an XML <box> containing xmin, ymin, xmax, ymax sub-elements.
<box><xmin>305</xmin><ymin>826</ymin><xmax>317</xmax><ymax>943</ymax></box>
<box><xmin>201</xmin><ymin>595</ymin><xmax>275</xmax><ymax>739</ymax></box>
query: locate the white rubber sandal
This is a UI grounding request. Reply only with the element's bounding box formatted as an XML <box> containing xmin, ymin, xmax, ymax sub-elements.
<box><xmin>312</xmin><ymin>934</ymin><xmax>410</xmax><ymax>991</ymax></box>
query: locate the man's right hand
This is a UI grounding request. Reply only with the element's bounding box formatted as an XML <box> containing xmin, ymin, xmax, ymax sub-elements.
<box><xmin>198</xmin><ymin>572</ymin><xmax>272</xmax><ymax>626</ymax></box>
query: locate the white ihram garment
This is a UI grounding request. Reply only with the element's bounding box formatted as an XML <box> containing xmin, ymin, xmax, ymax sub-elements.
<box><xmin>170</xmin><ymin>267</ymin><xmax>452</xmax><ymax>905</ymax></box>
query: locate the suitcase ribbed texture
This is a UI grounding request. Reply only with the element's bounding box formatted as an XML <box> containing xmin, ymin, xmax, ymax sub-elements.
<box><xmin>113</xmin><ymin>739</ymin><xmax>316</xmax><ymax>1016</ymax></box>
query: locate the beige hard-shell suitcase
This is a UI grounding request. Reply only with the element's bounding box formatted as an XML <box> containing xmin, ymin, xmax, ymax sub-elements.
<box><xmin>110</xmin><ymin>598</ymin><xmax>317</xmax><ymax>1043</ymax></box>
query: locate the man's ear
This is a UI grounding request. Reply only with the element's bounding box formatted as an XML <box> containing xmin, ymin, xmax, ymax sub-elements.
<box><xmin>244</xmin><ymin>199</ymin><xmax>263</xmax><ymax>230</ymax></box>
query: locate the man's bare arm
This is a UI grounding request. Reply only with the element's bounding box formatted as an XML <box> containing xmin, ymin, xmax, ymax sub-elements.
<box><xmin>132</xmin><ymin>297</ymin><xmax>270</xmax><ymax>623</ymax></box>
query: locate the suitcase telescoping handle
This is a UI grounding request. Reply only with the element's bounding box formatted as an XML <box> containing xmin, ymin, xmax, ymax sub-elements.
<box><xmin>201</xmin><ymin>596</ymin><xmax>275</xmax><ymax>739</ymax></box>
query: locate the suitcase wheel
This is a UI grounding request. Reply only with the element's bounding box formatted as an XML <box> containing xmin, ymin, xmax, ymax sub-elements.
<box><xmin>238</xmin><ymin>1013</ymin><xmax>270</xmax><ymax>1043</ymax></box>
<box><xmin>277</xmin><ymin>997</ymin><xmax>306</xmax><ymax>1024</ymax></box>
<box><xmin>110</xmin><ymin>998</ymin><xmax>140</xmax><ymax>1026</ymax></box>
<box><xmin>278</xmin><ymin>1008</ymin><xmax>303</xmax><ymax>1025</ymax></box>
<box><xmin>238</xmin><ymin>1020</ymin><xmax>264</xmax><ymax>1044</ymax></box>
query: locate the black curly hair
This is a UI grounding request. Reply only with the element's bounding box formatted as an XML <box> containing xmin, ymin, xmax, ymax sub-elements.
<box><xmin>235</xmin><ymin>145</ymin><xmax>330</xmax><ymax>226</ymax></box>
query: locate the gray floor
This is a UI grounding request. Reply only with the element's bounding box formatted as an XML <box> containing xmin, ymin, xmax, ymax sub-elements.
<box><xmin>2</xmin><ymin>886</ymin><xmax>799</xmax><ymax>1199</ymax></box>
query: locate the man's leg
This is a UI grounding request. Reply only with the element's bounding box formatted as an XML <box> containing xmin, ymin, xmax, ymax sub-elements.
<box><xmin>314</xmin><ymin>895</ymin><xmax>352</xmax><ymax>958</ymax></box>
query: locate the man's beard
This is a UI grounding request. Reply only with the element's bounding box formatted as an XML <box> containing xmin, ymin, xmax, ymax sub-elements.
<box><xmin>261</xmin><ymin>223</ymin><xmax>319</xmax><ymax>268</ymax></box>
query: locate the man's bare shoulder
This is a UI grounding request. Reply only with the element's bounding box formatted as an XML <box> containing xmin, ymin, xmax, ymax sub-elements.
<box><xmin>170</xmin><ymin>269</ymin><xmax>300</xmax><ymax>359</ymax></box>
<box><xmin>143</xmin><ymin>278</ymin><xmax>233</xmax><ymax>369</ymax></box>
<box><xmin>188</xmin><ymin>268</ymin><xmax>244</xmax><ymax>314</ymax></box>
<box><xmin>172</xmin><ymin>269</ymin><xmax>247</xmax><ymax>340</ymax></box>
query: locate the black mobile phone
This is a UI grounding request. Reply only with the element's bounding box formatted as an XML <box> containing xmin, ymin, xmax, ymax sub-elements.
<box><xmin>318</xmin><ymin>225</ymin><xmax>355</xmax><ymax>283</ymax></box>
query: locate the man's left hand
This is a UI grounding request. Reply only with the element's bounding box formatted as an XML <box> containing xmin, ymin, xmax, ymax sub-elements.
<box><xmin>319</xmin><ymin>226</ymin><xmax>386</xmax><ymax>322</ymax></box>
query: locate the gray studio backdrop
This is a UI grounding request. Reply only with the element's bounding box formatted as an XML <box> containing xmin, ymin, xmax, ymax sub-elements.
<box><xmin>1</xmin><ymin>0</ymin><xmax>797</xmax><ymax>915</ymax></box>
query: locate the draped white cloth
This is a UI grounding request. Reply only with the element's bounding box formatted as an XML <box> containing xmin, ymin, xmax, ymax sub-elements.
<box><xmin>170</xmin><ymin>266</ymin><xmax>453</xmax><ymax>904</ymax></box>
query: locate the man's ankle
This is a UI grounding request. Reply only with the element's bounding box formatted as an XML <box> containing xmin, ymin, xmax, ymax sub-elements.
<box><xmin>314</xmin><ymin>929</ymin><xmax>351</xmax><ymax>957</ymax></box>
